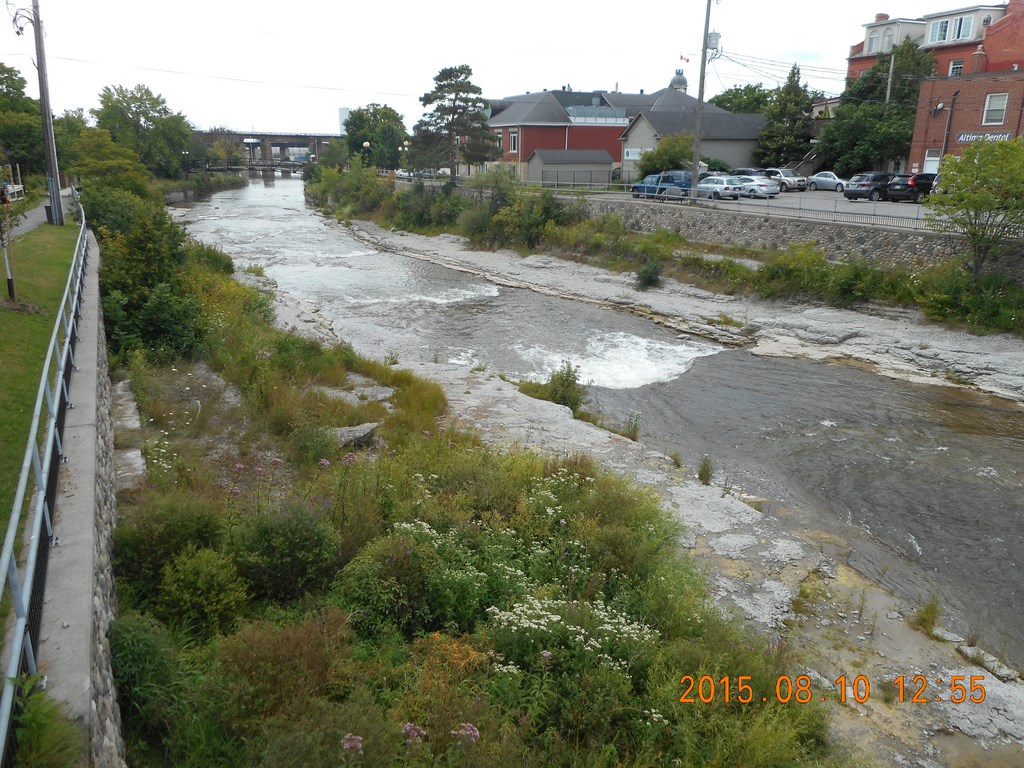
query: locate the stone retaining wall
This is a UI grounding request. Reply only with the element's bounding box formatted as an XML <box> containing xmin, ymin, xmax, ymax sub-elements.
<box><xmin>582</xmin><ymin>198</ymin><xmax>1024</xmax><ymax>281</ymax></box>
<box><xmin>90</xmin><ymin>303</ymin><xmax>126</xmax><ymax>766</ymax></box>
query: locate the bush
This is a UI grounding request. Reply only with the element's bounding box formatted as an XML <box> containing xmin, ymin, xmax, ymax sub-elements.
<box><xmin>157</xmin><ymin>548</ymin><xmax>249</xmax><ymax>640</ymax></box>
<box><xmin>109</xmin><ymin>612</ymin><xmax>183</xmax><ymax>743</ymax></box>
<box><xmin>13</xmin><ymin>677</ymin><xmax>85</xmax><ymax>767</ymax></box>
<box><xmin>635</xmin><ymin>256</ymin><xmax>663</xmax><ymax>289</ymax></box>
<box><xmin>338</xmin><ymin>533</ymin><xmax>442</xmax><ymax>639</ymax></box>
<box><xmin>113</xmin><ymin>492</ymin><xmax>224</xmax><ymax>610</ymax></box>
<box><xmin>232</xmin><ymin>503</ymin><xmax>342</xmax><ymax>602</ymax></box>
<box><xmin>547</xmin><ymin>360</ymin><xmax>586</xmax><ymax>414</ymax></box>
<box><xmin>213</xmin><ymin>610</ymin><xmax>351</xmax><ymax>738</ymax></box>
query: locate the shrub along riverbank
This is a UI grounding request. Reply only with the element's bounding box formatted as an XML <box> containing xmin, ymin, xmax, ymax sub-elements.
<box><xmin>304</xmin><ymin>162</ymin><xmax>1024</xmax><ymax>338</ymax></box>
<box><xmin>76</xmin><ymin>180</ymin><xmax>875</xmax><ymax>766</ymax></box>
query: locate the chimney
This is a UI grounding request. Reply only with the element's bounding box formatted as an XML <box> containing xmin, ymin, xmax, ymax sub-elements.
<box><xmin>971</xmin><ymin>44</ymin><xmax>988</xmax><ymax>74</ymax></box>
<box><xmin>875</xmin><ymin>13</ymin><xmax>889</xmax><ymax>22</ymax></box>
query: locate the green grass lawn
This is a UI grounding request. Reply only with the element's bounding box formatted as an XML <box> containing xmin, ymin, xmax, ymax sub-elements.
<box><xmin>0</xmin><ymin>220</ymin><xmax>79</xmax><ymax>521</ymax></box>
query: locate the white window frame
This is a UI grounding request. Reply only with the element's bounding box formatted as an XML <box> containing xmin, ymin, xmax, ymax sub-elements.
<box><xmin>983</xmin><ymin>93</ymin><xmax>1008</xmax><ymax>125</ymax></box>
<box><xmin>924</xmin><ymin>148</ymin><xmax>942</xmax><ymax>173</ymax></box>
<box><xmin>952</xmin><ymin>15</ymin><xmax>973</xmax><ymax>40</ymax></box>
<box><xmin>929</xmin><ymin>19</ymin><xmax>949</xmax><ymax>43</ymax></box>
<box><xmin>508</xmin><ymin>129</ymin><xmax>518</xmax><ymax>154</ymax></box>
<box><xmin>494</xmin><ymin>131</ymin><xmax>502</xmax><ymax>152</ymax></box>
<box><xmin>882</xmin><ymin>28</ymin><xmax>894</xmax><ymax>52</ymax></box>
<box><xmin>930</xmin><ymin>15</ymin><xmax>973</xmax><ymax>43</ymax></box>
<box><xmin>949</xmin><ymin>59</ymin><xmax>964</xmax><ymax>77</ymax></box>
<box><xmin>867</xmin><ymin>30</ymin><xmax>879</xmax><ymax>54</ymax></box>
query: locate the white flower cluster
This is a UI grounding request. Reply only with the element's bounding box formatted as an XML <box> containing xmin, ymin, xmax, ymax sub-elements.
<box><xmin>486</xmin><ymin>595</ymin><xmax>658</xmax><ymax>668</ymax></box>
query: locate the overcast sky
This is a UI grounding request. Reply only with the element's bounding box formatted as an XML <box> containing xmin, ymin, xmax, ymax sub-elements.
<box><xmin>1</xmin><ymin>1</ymin><xmax>944</xmax><ymax>135</ymax></box>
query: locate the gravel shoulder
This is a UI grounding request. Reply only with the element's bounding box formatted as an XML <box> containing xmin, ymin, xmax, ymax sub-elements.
<box><xmin>263</xmin><ymin>220</ymin><xmax>1024</xmax><ymax>768</ymax></box>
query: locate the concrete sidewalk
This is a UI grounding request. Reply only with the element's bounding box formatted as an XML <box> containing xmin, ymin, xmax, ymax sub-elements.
<box><xmin>3</xmin><ymin>190</ymin><xmax>125</xmax><ymax>765</ymax></box>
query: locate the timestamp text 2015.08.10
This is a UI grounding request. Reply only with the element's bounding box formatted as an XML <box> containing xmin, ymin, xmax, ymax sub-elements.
<box><xmin>678</xmin><ymin>674</ymin><xmax>987</xmax><ymax>705</ymax></box>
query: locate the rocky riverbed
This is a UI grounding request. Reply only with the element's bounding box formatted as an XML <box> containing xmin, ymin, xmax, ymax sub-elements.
<box><xmin>253</xmin><ymin>220</ymin><xmax>1024</xmax><ymax>768</ymax></box>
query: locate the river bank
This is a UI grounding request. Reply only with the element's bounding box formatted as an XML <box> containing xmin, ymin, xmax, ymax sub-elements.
<box><xmin>254</xmin><ymin>215</ymin><xmax>1024</xmax><ymax>768</ymax></box>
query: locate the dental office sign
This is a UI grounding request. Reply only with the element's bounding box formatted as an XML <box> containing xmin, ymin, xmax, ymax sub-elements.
<box><xmin>956</xmin><ymin>131</ymin><xmax>1013</xmax><ymax>142</ymax></box>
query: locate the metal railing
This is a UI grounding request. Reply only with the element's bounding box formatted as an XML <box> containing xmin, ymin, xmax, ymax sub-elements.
<box><xmin>0</xmin><ymin>195</ymin><xmax>88</xmax><ymax>765</ymax></box>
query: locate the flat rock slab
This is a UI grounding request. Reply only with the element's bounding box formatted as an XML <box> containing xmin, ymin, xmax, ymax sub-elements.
<box><xmin>331</xmin><ymin>422</ymin><xmax>379</xmax><ymax>448</ymax></box>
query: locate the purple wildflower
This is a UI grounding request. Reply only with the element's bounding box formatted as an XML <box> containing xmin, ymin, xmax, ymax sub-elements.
<box><xmin>319</xmin><ymin>458</ymin><xmax>331</xmax><ymax>469</ymax></box>
<box><xmin>403</xmin><ymin>722</ymin><xmax>427</xmax><ymax>746</ymax></box>
<box><xmin>270</xmin><ymin>456</ymin><xmax>284</xmax><ymax>466</ymax></box>
<box><xmin>342</xmin><ymin>452</ymin><xmax>358</xmax><ymax>466</ymax></box>
<box><xmin>233</xmin><ymin>463</ymin><xmax>246</xmax><ymax>472</ymax></box>
<box><xmin>540</xmin><ymin>650</ymin><xmax>553</xmax><ymax>664</ymax></box>
<box><xmin>449</xmin><ymin>722</ymin><xmax>480</xmax><ymax>745</ymax></box>
<box><xmin>342</xmin><ymin>732</ymin><xmax>364</xmax><ymax>755</ymax></box>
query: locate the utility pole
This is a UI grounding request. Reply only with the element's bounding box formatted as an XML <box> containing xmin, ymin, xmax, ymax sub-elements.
<box><xmin>14</xmin><ymin>2</ymin><xmax>64</xmax><ymax>226</ymax></box>
<box><xmin>690</xmin><ymin>0</ymin><xmax>716</xmax><ymax>200</ymax></box>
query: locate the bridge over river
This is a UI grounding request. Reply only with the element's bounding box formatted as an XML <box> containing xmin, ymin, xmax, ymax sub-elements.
<box><xmin>192</xmin><ymin>128</ymin><xmax>342</xmax><ymax>171</ymax></box>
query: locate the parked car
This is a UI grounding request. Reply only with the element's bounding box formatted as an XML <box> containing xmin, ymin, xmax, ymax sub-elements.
<box><xmin>734</xmin><ymin>175</ymin><xmax>780</xmax><ymax>198</ymax></box>
<box><xmin>843</xmin><ymin>172</ymin><xmax>893</xmax><ymax>201</ymax></box>
<box><xmin>886</xmin><ymin>172</ymin><xmax>937</xmax><ymax>203</ymax></box>
<box><xmin>629</xmin><ymin>170</ymin><xmax>693</xmax><ymax>199</ymax></box>
<box><xmin>806</xmin><ymin>171</ymin><xmax>847</xmax><ymax>192</ymax></box>
<box><xmin>763</xmin><ymin>168</ymin><xmax>807</xmax><ymax>191</ymax></box>
<box><xmin>696</xmin><ymin>175</ymin><xmax>743</xmax><ymax>200</ymax></box>
<box><xmin>729</xmin><ymin>167</ymin><xmax>767</xmax><ymax>177</ymax></box>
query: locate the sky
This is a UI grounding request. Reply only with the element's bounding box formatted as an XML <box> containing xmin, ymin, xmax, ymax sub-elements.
<box><xmin>0</xmin><ymin>0</ymin><xmax>948</xmax><ymax>135</ymax></box>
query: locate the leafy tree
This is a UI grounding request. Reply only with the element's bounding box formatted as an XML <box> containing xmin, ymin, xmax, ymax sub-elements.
<box><xmin>0</xmin><ymin>63</ymin><xmax>37</xmax><ymax>115</ymax></box>
<box><xmin>754</xmin><ymin>65</ymin><xmax>814</xmax><ymax>167</ymax></box>
<box><xmin>316</xmin><ymin>139</ymin><xmax>348</xmax><ymax>169</ymax></box>
<box><xmin>69</xmin><ymin>128</ymin><xmax>154</xmax><ymax>199</ymax></box>
<box><xmin>414</xmin><ymin>65</ymin><xmax>499</xmax><ymax>177</ymax></box>
<box><xmin>635</xmin><ymin>132</ymin><xmax>695</xmax><ymax>176</ymax></box>
<box><xmin>816</xmin><ymin>39</ymin><xmax>934</xmax><ymax>176</ymax></box>
<box><xmin>343</xmin><ymin>104</ymin><xmax>407</xmax><ymax>168</ymax></box>
<box><xmin>53</xmin><ymin>108</ymin><xmax>88</xmax><ymax>173</ymax></box>
<box><xmin>709</xmin><ymin>83</ymin><xmax>773</xmax><ymax>114</ymax></box>
<box><xmin>0</xmin><ymin>111</ymin><xmax>44</xmax><ymax>173</ymax></box>
<box><xmin>0</xmin><ymin>63</ymin><xmax>43</xmax><ymax>173</ymax></box>
<box><xmin>925</xmin><ymin>138</ymin><xmax>1024</xmax><ymax>285</ymax></box>
<box><xmin>91</xmin><ymin>84</ymin><xmax>194</xmax><ymax>178</ymax></box>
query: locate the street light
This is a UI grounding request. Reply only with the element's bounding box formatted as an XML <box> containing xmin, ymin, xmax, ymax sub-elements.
<box><xmin>362</xmin><ymin>140</ymin><xmax>371</xmax><ymax>166</ymax></box>
<box><xmin>12</xmin><ymin>1</ymin><xmax>64</xmax><ymax>225</ymax></box>
<box><xmin>181</xmin><ymin>150</ymin><xmax>189</xmax><ymax>174</ymax></box>
<box><xmin>398</xmin><ymin>140</ymin><xmax>410</xmax><ymax>173</ymax></box>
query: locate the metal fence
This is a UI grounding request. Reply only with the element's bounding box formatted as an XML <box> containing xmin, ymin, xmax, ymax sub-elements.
<box><xmin>0</xmin><ymin>196</ymin><xmax>89</xmax><ymax>765</ymax></box>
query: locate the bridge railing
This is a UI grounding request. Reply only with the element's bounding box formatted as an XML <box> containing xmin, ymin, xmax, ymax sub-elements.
<box><xmin>0</xmin><ymin>194</ymin><xmax>89</xmax><ymax>766</ymax></box>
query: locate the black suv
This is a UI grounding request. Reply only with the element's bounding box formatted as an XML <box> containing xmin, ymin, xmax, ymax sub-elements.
<box><xmin>843</xmin><ymin>172</ymin><xmax>893</xmax><ymax>201</ymax></box>
<box><xmin>886</xmin><ymin>173</ymin><xmax>937</xmax><ymax>203</ymax></box>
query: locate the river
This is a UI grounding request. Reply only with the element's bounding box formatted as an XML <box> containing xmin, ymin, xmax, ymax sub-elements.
<box><xmin>174</xmin><ymin>176</ymin><xmax>1024</xmax><ymax>667</ymax></box>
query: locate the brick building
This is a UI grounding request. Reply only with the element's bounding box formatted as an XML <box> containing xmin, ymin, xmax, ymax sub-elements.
<box><xmin>909</xmin><ymin>69</ymin><xmax>1024</xmax><ymax>173</ymax></box>
<box><xmin>846</xmin><ymin>2</ymin><xmax>1024</xmax><ymax>172</ymax></box>
<box><xmin>486</xmin><ymin>69</ymin><xmax>763</xmax><ymax>181</ymax></box>
<box><xmin>847</xmin><ymin>3</ymin><xmax>1018</xmax><ymax>81</ymax></box>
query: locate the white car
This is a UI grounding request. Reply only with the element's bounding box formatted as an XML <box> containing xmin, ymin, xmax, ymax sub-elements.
<box><xmin>807</xmin><ymin>171</ymin><xmax>847</xmax><ymax>192</ymax></box>
<box><xmin>734</xmin><ymin>176</ymin><xmax>780</xmax><ymax>199</ymax></box>
<box><xmin>696</xmin><ymin>175</ymin><xmax>743</xmax><ymax>200</ymax></box>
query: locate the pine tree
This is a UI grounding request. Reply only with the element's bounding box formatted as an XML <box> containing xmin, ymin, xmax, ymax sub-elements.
<box><xmin>754</xmin><ymin>65</ymin><xmax>814</xmax><ymax>167</ymax></box>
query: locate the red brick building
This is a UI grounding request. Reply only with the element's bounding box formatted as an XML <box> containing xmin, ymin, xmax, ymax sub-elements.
<box><xmin>909</xmin><ymin>69</ymin><xmax>1024</xmax><ymax>173</ymax></box>
<box><xmin>847</xmin><ymin>3</ymin><xmax>1020</xmax><ymax>81</ymax></box>
<box><xmin>846</xmin><ymin>2</ymin><xmax>1024</xmax><ymax>172</ymax></box>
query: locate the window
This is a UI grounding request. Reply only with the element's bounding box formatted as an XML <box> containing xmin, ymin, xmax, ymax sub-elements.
<box><xmin>930</xmin><ymin>15</ymin><xmax>973</xmax><ymax>43</ymax></box>
<box><xmin>953</xmin><ymin>15</ymin><xmax>973</xmax><ymax>39</ymax></box>
<box><xmin>494</xmin><ymin>132</ymin><xmax>502</xmax><ymax>152</ymax></box>
<box><xmin>882</xmin><ymin>28</ymin><xmax>894</xmax><ymax>52</ymax></box>
<box><xmin>983</xmin><ymin>93</ymin><xmax>1008</xmax><ymax>125</ymax></box>
<box><xmin>867</xmin><ymin>30</ymin><xmax>879</xmax><ymax>53</ymax></box>
<box><xmin>924</xmin><ymin>149</ymin><xmax>942</xmax><ymax>173</ymax></box>
<box><xmin>509</xmin><ymin>130</ymin><xmax>518</xmax><ymax>153</ymax></box>
<box><xmin>949</xmin><ymin>59</ymin><xmax>964</xmax><ymax>77</ymax></box>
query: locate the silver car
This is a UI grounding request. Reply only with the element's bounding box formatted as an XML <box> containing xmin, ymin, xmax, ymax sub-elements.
<box><xmin>807</xmin><ymin>171</ymin><xmax>847</xmax><ymax>192</ymax></box>
<box><xmin>735</xmin><ymin>175</ymin><xmax>780</xmax><ymax>199</ymax></box>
